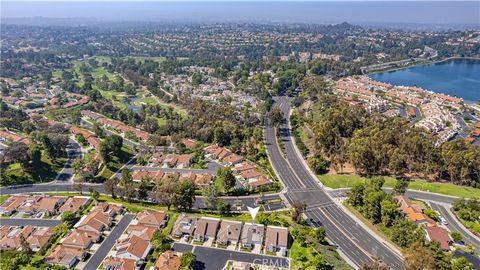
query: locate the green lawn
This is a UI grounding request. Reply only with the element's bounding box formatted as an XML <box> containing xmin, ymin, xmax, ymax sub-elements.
<box><xmin>134</xmin><ymin>96</ymin><xmax>158</xmax><ymax>106</ymax></box>
<box><xmin>0</xmin><ymin>195</ymin><xmax>10</xmax><ymax>205</ymax></box>
<box><xmin>96</xmin><ymin>146</ymin><xmax>134</xmax><ymax>181</ymax></box>
<box><xmin>92</xmin><ymin>56</ymin><xmax>113</xmax><ymax>64</ymax></box>
<box><xmin>290</xmin><ymin>241</ymin><xmax>319</xmax><ymax>270</ymax></box>
<box><xmin>130</xmin><ymin>56</ymin><xmax>166</xmax><ymax>62</ymax></box>
<box><xmin>1</xmin><ymin>152</ymin><xmax>64</xmax><ymax>186</ymax></box>
<box><xmin>91</xmin><ymin>66</ymin><xmax>115</xmax><ymax>80</ymax></box>
<box><xmin>317</xmin><ymin>174</ymin><xmax>480</xmax><ymax>199</ymax></box>
<box><xmin>51</xmin><ymin>69</ymin><xmax>62</xmax><ymax>79</ymax></box>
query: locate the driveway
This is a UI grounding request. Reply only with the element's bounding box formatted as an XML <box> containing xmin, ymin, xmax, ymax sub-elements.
<box><xmin>82</xmin><ymin>214</ymin><xmax>134</xmax><ymax>270</ymax></box>
<box><xmin>172</xmin><ymin>243</ymin><xmax>289</xmax><ymax>270</ymax></box>
<box><xmin>0</xmin><ymin>218</ymin><xmax>62</xmax><ymax>227</ymax></box>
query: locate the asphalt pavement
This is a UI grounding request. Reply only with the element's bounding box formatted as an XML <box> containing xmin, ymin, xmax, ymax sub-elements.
<box><xmin>172</xmin><ymin>243</ymin><xmax>290</xmax><ymax>270</ymax></box>
<box><xmin>0</xmin><ymin>218</ymin><xmax>62</xmax><ymax>227</ymax></box>
<box><xmin>430</xmin><ymin>202</ymin><xmax>480</xmax><ymax>253</ymax></box>
<box><xmin>55</xmin><ymin>139</ymin><xmax>81</xmax><ymax>182</ymax></box>
<box><xmin>0</xmin><ymin>183</ymin><xmax>283</xmax><ymax>212</ymax></box>
<box><xmin>83</xmin><ymin>213</ymin><xmax>134</xmax><ymax>270</ymax></box>
<box><xmin>264</xmin><ymin>96</ymin><xmax>404</xmax><ymax>269</ymax></box>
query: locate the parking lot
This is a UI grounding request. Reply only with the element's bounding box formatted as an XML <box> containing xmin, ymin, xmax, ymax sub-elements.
<box><xmin>173</xmin><ymin>243</ymin><xmax>290</xmax><ymax>270</ymax></box>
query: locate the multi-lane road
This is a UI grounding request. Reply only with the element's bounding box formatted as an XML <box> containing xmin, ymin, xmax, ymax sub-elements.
<box><xmin>1</xmin><ymin>96</ymin><xmax>479</xmax><ymax>269</ymax></box>
<box><xmin>264</xmin><ymin>96</ymin><xmax>404</xmax><ymax>269</ymax></box>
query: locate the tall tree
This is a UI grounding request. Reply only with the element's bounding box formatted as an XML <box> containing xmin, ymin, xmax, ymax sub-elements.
<box><xmin>292</xmin><ymin>201</ymin><xmax>307</xmax><ymax>223</ymax></box>
<box><xmin>137</xmin><ymin>177</ymin><xmax>151</xmax><ymax>201</ymax></box>
<box><xmin>393</xmin><ymin>178</ymin><xmax>409</xmax><ymax>195</ymax></box>
<box><xmin>404</xmin><ymin>242</ymin><xmax>436</xmax><ymax>270</ymax></box>
<box><xmin>202</xmin><ymin>184</ymin><xmax>219</xmax><ymax>210</ymax></box>
<box><xmin>27</xmin><ymin>144</ymin><xmax>42</xmax><ymax>167</ymax></box>
<box><xmin>104</xmin><ymin>177</ymin><xmax>119</xmax><ymax>198</ymax></box>
<box><xmin>19</xmin><ymin>235</ymin><xmax>33</xmax><ymax>257</ymax></box>
<box><xmin>216</xmin><ymin>167</ymin><xmax>236</xmax><ymax>192</ymax></box>
<box><xmin>3</xmin><ymin>142</ymin><xmax>29</xmax><ymax>169</ymax></box>
<box><xmin>269</xmin><ymin>107</ymin><xmax>284</xmax><ymax>125</ymax></box>
<box><xmin>359</xmin><ymin>260</ymin><xmax>389</xmax><ymax>270</ymax></box>
<box><xmin>120</xmin><ymin>169</ymin><xmax>135</xmax><ymax>201</ymax></box>
<box><xmin>155</xmin><ymin>175</ymin><xmax>178</xmax><ymax>210</ymax></box>
<box><xmin>380</xmin><ymin>198</ymin><xmax>399</xmax><ymax>227</ymax></box>
<box><xmin>176</xmin><ymin>179</ymin><xmax>196</xmax><ymax>211</ymax></box>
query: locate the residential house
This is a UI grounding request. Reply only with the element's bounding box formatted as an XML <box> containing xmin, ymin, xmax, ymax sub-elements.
<box><xmin>0</xmin><ymin>130</ymin><xmax>31</xmax><ymax>145</ymax></box>
<box><xmin>75</xmin><ymin>209</ymin><xmax>112</xmax><ymax>233</ymax></box>
<box><xmin>241</xmin><ymin>169</ymin><xmax>262</xmax><ymax>182</ymax></box>
<box><xmin>149</xmin><ymin>152</ymin><xmax>165</xmax><ymax>165</ymax></box>
<box><xmin>181</xmin><ymin>138</ymin><xmax>197</xmax><ymax>149</ymax></box>
<box><xmin>233</xmin><ymin>163</ymin><xmax>256</xmax><ymax>173</ymax></box>
<box><xmin>136</xmin><ymin>210</ymin><xmax>168</xmax><ymax>229</ymax></box>
<box><xmin>425</xmin><ymin>226</ymin><xmax>452</xmax><ymax>251</ymax></box>
<box><xmin>17</xmin><ymin>195</ymin><xmax>42</xmax><ymax>215</ymax></box>
<box><xmin>104</xmin><ymin>257</ymin><xmax>137</xmax><ymax>270</ymax></box>
<box><xmin>44</xmin><ymin>245</ymin><xmax>86</xmax><ymax>268</ymax></box>
<box><xmin>36</xmin><ymin>196</ymin><xmax>66</xmax><ymax>216</ymax></box>
<box><xmin>176</xmin><ymin>154</ymin><xmax>193</xmax><ymax>168</ymax></box>
<box><xmin>59</xmin><ymin>197</ymin><xmax>91</xmax><ymax>213</ymax></box>
<box><xmin>126</xmin><ymin>225</ymin><xmax>157</xmax><ymax>241</ymax></box>
<box><xmin>115</xmin><ymin>235</ymin><xmax>152</xmax><ymax>261</ymax></box>
<box><xmin>132</xmin><ymin>169</ymin><xmax>164</xmax><ymax>182</ymax></box>
<box><xmin>27</xmin><ymin>227</ymin><xmax>54</xmax><ymax>252</ymax></box>
<box><xmin>216</xmin><ymin>148</ymin><xmax>232</xmax><ymax>160</ymax></box>
<box><xmin>152</xmin><ymin>251</ymin><xmax>181</xmax><ymax>270</ymax></box>
<box><xmin>193</xmin><ymin>217</ymin><xmax>220</xmax><ymax>242</ymax></box>
<box><xmin>241</xmin><ymin>223</ymin><xmax>264</xmax><ymax>249</ymax></box>
<box><xmin>248</xmin><ymin>176</ymin><xmax>272</xmax><ymax>189</ymax></box>
<box><xmin>223</xmin><ymin>154</ymin><xmax>243</xmax><ymax>166</ymax></box>
<box><xmin>180</xmin><ymin>172</ymin><xmax>213</xmax><ymax>186</ymax></box>
<box><xmin>217</xmin><ymin>220</ymin><xmax>242</xmax><ymax>246</ymax></box>
<box><xmin>0</xmin><ymin>226</ymin><xmax>10</xmax><ymax>239</ymax></box>
<box><xmin>61</xmin><ymin>229</ymin><xmax>100</xmax><ymax>249</ymax></box>
<box><xmin>162</xmin><ymin>154</ymin><xmax>178</xmax><ymax>168</ymax></box>
<box><xmin>265</xmin><ymin>226</ymin><xmax>289</xmax><ymax>255</ymax></box>
<box><xmin>0</xmin><ymin>225</ymin><xmax>33</xmax><ymax>250</ymax></box>
<box><xmin>93</xmin><ymin>202</ymin><xmax>124</xmax><ymax>218</ymax></box>
<box><xmin>0</xmin><ymin>195</ymin><xmax>29</xmax><ymax>216</ymax></box>
<box><xmin>403</xmin><ymin>207</ymin><xmax>436</xmax><ymax>226</ymax></box>
<box><xmin>194</xmin><ymin>173</ymin><xmax>213</xmax><ymax>186</ymax></box>
<box><xmin>171</xmin><ymin>215</ymin><xmax>198</xmax><ymax>238</ymax></box>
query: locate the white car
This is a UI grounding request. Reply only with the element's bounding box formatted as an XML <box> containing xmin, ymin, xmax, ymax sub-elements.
<box><xmin>439</xmin><ymin>215</ymin><xmax>448</xmax><ymax>225</ymax></box>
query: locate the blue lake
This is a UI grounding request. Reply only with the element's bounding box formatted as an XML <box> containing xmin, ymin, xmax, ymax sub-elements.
<box><xmin>370</xmin><ymin>59</ymin><xmax>480</xmax><ymax>102</ymax></box>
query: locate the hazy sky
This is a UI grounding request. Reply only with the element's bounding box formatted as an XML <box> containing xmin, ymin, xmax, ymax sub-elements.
<box><xmin>2</xmin><ymin>1</ymin><xmax>479</xmax><ymax>25</ymax></box>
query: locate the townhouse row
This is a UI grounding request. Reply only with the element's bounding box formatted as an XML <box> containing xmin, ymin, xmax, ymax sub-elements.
<box><xmin>172</xmin><ymin>215</ymin><xmax>290</xmax><ymax>256</ymax></box>
<box><xmin>70</xmin><ymin>125</ymin><xmax>102</xmax><ymax>150</ymax></box>
<box><xmin>81</xmin><ymin>110</ymin><xmax>150</xmax><ymax>142</ymax></box>
<box><xmin>204</xmin><ymin>145</ymin><xmax>272</xmax><ymax>189</ymax></box>
<box><xmin>0</xmin><ymin>195</ymin><xmax>91</xmax><ymax>218</ymax></box>
<box><xmin>132</xmin><ymin>169</ymin><xmax>213</xmax><ymax>186</ymax></box>
<box><xmin>0</xmin><ymin>130</ymin><xmax>31</xmax><ymax>146</ymax></box>
<box><xmin>149</xmin><ymin>152</ymin><xmax>193</xmax><ymax>169</ymax></box>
